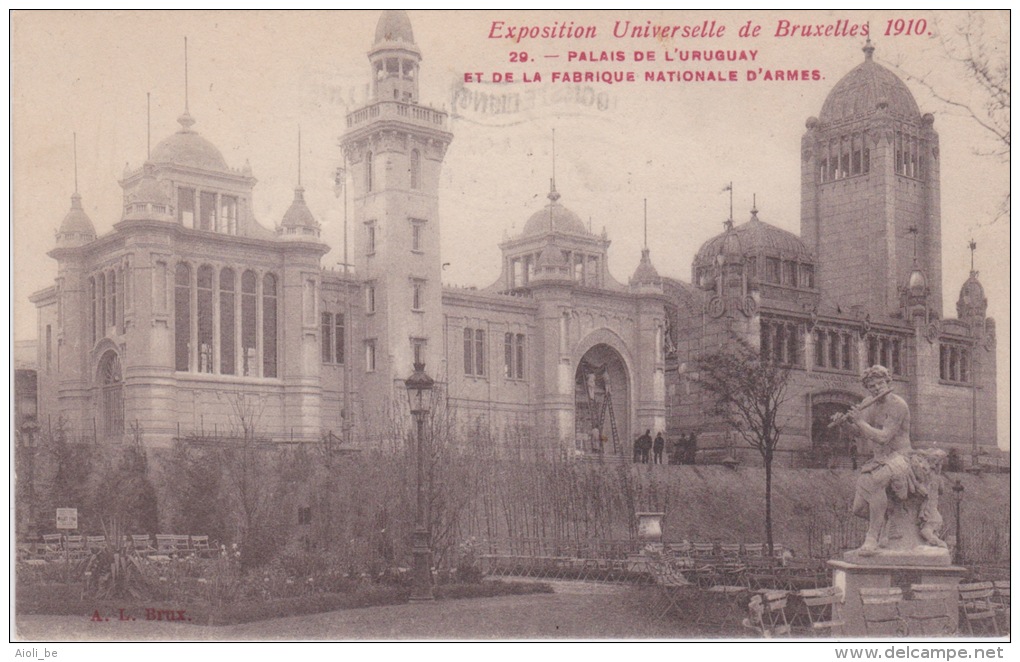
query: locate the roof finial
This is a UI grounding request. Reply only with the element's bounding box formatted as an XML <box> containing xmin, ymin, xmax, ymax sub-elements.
<box><xmin>73</xmin><ymin>131</ymin><xmax>78</xmax><ymax>193</ymax></box>
<box><xmin>643</xmin><ymin>198</ymin><xmax>648</xmax><ymax>249</ymax></box>
<box><xmin>146</xmin><ymin>92</ymin><xmax>151</xmax><ymax>159</ymax></box>
<box><xmin>968</xmin><ymin>238</ymin><xmax>977</xmax><ymax>273</ymax></box>
<box><xmin>722</xmin><ymin>181</ymin><xmax>733</xmax><ymax>228</ymax></box>
<box><xmin>750</xmin><ymin>193</ymin><xmax>758</xmax><ymax>220</ymax></box>
<box><xmin>297</xmin><ymin>125</ymin><xmax>302</xmax><ymax>187</ymax></box>
<box><xmin>177</xmin><ymin>38</ymin><xmax>196</xmax><ymax>130</ymax></box>
<box><xmin>863</xmin><ymin>35</ymin><xmax>875</xmax><ymax>61</ymax></box>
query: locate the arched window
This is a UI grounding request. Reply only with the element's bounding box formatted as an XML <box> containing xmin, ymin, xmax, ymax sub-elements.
<box><xmin>97</xmin><ymin>272</ymin><xmax>106</xmax><ymax>339</ymax></box>
<box><xmin>365</xmin><ymin>151</ymin><xmax>374</xmax><ymax>192</ymax></box>
<box><xmin>89</xmin><ymin>276</ymin><xmax>96</xmax><ymax>346</ymax></box>
<box><xmin>98</xmin><ymin>350</ymin><xmax>124</xmax><ymax>437</ymax></box>
<box><xmin>410</xmin><ymin>149</ymin><xmax>421</xmax><ymax>190</ymax></box>
<box><xmin>197</xmin><ymin>265</ymin><xmax>214</xmax><ymax>373</ymax></box>
<box><xmin>220</xmin><ymin>268</ymin><xmax>236</xmax><ymax>375</ymax></box>
<box><xmin>263</xmin><ymin>273</ymin><xmax>278</xmax><ymax>378</ymax></box>
<box><xmin>174</xmin><ymin>263</ymin><xmax>191</xmax><ymax>371</ymax></box>
<box><xmin>242</xmin><ymin>270</ymin><xmax>258</xmax><ymax>376</ymax></box>
<box><xmin>109</xmin><ymin>269</ymin><xmax>117</xmax><ymax>329</ymax></box>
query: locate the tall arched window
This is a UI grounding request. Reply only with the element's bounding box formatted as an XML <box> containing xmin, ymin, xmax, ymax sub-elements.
<box><xmin>365</xmin><ymin>151</ymin><xmax>374</xmax><ymax>192</ymax></box>
<box><xmin>174</xmin><ymin>263</ymin><xmax>191</xmax><ymax>371</ymax></box>
<box><xmin>97</xmin><ymin>272</ymin><xmax>106</xmax><ymax>339</ymax></box>
<box><xmin>197</xmin><ymin>265</ymin><xmax>214</xmax><ymax>373</ymax></box>
<box><xmin>89</xmin><ymin>276</ymin><xmax>97</xmax><ymax>346</ymax></box>
<box><xmin>410</xmin><ymin>149</ymin><xmax>421</xmax><ymax>190</ymax></box>
<box><xmin>220</xmin><ymin>268</ymin><xmax>236</xmax><ymax>374</ymax></box>
<box><xmin>98</xmin><ymin>350</ymin><xmax>124</xmax><ymax>437</ymax></box>
<box><xmin>263</xmin><ymin>273</ymin><xmax>278</xmax><ymax>378</ymax></box>
<box><xmin>241</xmin><ymin>270</ymin><xmax>258</xmax><ymax>376</ymax></box>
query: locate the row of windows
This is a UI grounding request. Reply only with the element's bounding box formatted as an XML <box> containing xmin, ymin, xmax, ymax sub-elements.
<box><xmin>178</xmin><ymin>187</ymin><xmax>239</xmax><ymax>234</ymax></box>
<box><xmin>89</xmin><ymin>264</ymin><xmax>131</xmax><ymax>344</ymax></box>
<box><xmin>762</xmin><ymin>257</ymin><xmax>814</xmax><ymax>289</ymax></box>
<box><xmin>818</xmin><ymin>131</ymin><xmax>872</xmax><ymax>182</ymax></box>
<box><xmin>939</xmin><ymin>343</ymin><xmax>971</xmax><ymax>384</ymax></box>
<box><xmin>761</xmin><ymin>320</ymin><xmax>803</xmax><ymax>367</ymax></box>
<box><xmin>866</xmin><ymin>335</ymin><xmax>905</xmax><ymax>377</ymax></box>
<box><xmin>365</xmin><ymin>218</ymin><xmax>426</xmax><ymax>256</ymax></box>
<box><xmin>894</xmin><ymin>132</ymin><xmax>925</xmax><ymax>180</ymax></box>
<box><xmin>508</xmin><ymin>251</ymin><xmax>601</xmax><ymax>288</ymax></box>
<box><xmin>814</xmin><ymin>328</ymin><xmax>856</xmax><ymax>372</ymax></box>
<box><xmin>463</xmin><ymin>328</ymin><xmax>528</xmax><ymax>380</ymax></box>
<box><xmin>174</xmin><ymin>264</ymin><xmax>277</xmax><ymax>377</ymax></box>
<box><xmin>364</xmin><ymin>280</ymin><xmax>426</xmax><ymax>314</ymax></box>
<box><xmin>364</xmin><ymin>149</ymin><xmax>422</xmax><ymax>193</ymax></box>
<box><xmin>320</xmin><ymin>313</ymin><xmax>346</xmax><ymax>364</ymax></box>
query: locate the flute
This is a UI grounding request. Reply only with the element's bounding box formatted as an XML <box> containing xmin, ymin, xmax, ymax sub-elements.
<box><xmin>827</xmin><ymin>388</ymin><xmax>893</xmax><ymax>428</ymax></box>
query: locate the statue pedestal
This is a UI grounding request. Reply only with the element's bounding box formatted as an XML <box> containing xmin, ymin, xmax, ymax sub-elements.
<box><xmin>829</xmin><ymin>558</ymin><xmax>968</xmax><ymax>637</ymax></box>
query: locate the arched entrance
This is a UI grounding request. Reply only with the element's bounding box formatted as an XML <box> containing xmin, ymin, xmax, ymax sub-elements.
<box><xmin>98</xmin><ymin>350</ymin><xmax>124</xmax><ymax>438</ymax></box>
<box><xmin>575</xmin><ymin>344</ymin><xmax>629</xmax><ymax>455</ymax></box>
<box><xmin>810</xmin><ymin>391</ymin><xmax>857</xmax><ymax>466</ymax></box>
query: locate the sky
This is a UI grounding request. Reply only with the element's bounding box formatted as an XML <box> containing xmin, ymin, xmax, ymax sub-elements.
<box><xmin>10</xmin><ymin>10</ymin><xmax>1010</xmax><ymax>448</ymax></box>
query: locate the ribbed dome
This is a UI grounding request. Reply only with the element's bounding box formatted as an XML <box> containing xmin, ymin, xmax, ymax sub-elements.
<box><xmin>150</xmin><ymin>112</ymin><xmax>229</xmax><ymax>172</ymax></box>
<box><xmin>630</xmin><ymin>248</ymin><xmax>661</xmax><ymax>285</ymax></box>
<box><xmin>957</xmin><ymin>271</ymin><xmax>988</xmax><ymax>318</ymax></box>
<box><xmin>522</xmin><ymin>185</ymin><xmax>587</xmax><ymax>237</ymax></box>
<box><xmin>695</xmin><ymin>210</ymin><xmax>812</xmax><ymax>265</ymax></box>
<box><xmin>57</xmin><ymin>192</ymin><xmax>97</xmax><ymax>247</ymax></box>
<box><xmin>375</xmin><ymin>10</ymin><xmax>415</xmax><ymax>45</ymax></box>
<box><xmin>280</xmin><ymin>187</ymin><xmax>319</xmax><ymax>232</ymax></box>
<box><xmin>819</xmin><ymin>41</ymin><xmax>920</xmax><ymax>124</ymax></box>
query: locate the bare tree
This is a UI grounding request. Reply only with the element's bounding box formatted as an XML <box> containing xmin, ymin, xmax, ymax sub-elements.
<box><xmin>695</xmin><ymin>336</ymin><xmax>792</xmax><ymax>554</ymax></box>
<box><xmin>891</xmin><ymin>11</ymin><xmax>1010</xmax><ymax>220</ymax></box>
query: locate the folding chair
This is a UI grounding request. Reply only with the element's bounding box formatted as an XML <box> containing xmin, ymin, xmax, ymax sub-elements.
<box><xmin>903</xmin><ymin>584</ymin><xmax>955</xmax><ymax>636</ymax></box>
<box><xmin>743</xmin><ymin>594</ymin><xmax>768</xmax><ymax>637</ymax></box>
<box><xmin>993</xmin><ymin>581</ymin><xmax>1010</xmax><ymax>634</ymax></box>
<box><xmin>760</xmin><ymin>589</ymin><xmax>792</xmax><ymax>637</ymax></box>
<box><xmin>646</xmin><ymin>555</ymin><xmax>691</xmax><ymax>621</ymax></box>
<box><xmin>859</xmin><ymin>587</ymin><xmax>908</xmax><ymax>637</ymax></box>
<box><xmin>959</xmin><ymin>582</ymin><xmax>1000</xmax><ymax>636</ymax></box>
<box><xmin>799</xmin><ymin>586</ymin><xmax>845</xmax><ymax>637</ymax></box>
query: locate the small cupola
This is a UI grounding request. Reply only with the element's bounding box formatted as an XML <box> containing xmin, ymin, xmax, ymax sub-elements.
<box><xmin>56</xmin><ymin>192</ymin><xmax>97</xmax><ymax>248</ymax></box>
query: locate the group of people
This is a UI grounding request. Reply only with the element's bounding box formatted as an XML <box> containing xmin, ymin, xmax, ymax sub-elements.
<box><xmin>632</xmin><ymin>430</ymin><xmax>697</xmax><ymax>465</ymax></box>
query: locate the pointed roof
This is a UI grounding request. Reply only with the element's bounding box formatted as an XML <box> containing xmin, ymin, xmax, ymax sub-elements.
<box><xmin>630</xmin><ymin>248</ymin><xmax>661</xmax><ymax>285</ymax></box>
<box><xmin>374</xmin><ymin>10</ymin><xmax>415</xmax><ymax>46</ymax></box>
<box><xmin>521</xmin><ymin>181</ymin><xmax>587</xmax><ymax>237</ymax></box>
<box><xmin>56</xmin><ymin>192</ymin><xmax>96</xmax><ymax>247</ymax></box>
<box><xmin>280</xmin><ymin>186</ymin><xmax>319</xmax><ymax>233</ymax></box>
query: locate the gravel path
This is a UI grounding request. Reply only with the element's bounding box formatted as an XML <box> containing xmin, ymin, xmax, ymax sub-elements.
<box><xmin>15</xmin><ymin>583</ymin><xmax>719</xmax><ymax>641</ymax></box>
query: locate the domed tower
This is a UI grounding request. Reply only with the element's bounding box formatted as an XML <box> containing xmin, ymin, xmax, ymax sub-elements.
<box><xmin>56</xmin><ymin>191</ymin><xmax>97</xmax><ymax>248</ymax></box>
<box><xmin>497</xmin><ymin>180</ymin><xmax>614</xmax><ymax>291</ymax></box>
<box><xmin>801</xmin><ymin>40</ymin><xmax>942</xmax><ymax>317</ymax></box>
<box><xmin>121</xmin><ymin>162</ymin><xmax>174</xmax><ymax>222</ymax></box>
<box><xmin>341</xmin><ymin>10</ymin><xmax>453</xmax><ymax>411</ymax></box>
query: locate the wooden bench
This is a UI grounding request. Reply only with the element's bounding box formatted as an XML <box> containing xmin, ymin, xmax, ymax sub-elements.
<box><xmin>41</xmin><ymin>534</ymin><xmax>63</xmax><ymax>557</ymax></box>
<box><xmin>86</xmin><ymin>535</ymin><xmax>106</xmax><ymax>549</ymax></box>
<box><xmin>190</xmin><ymin>535</ymin><xmax>213</xmax><ymax>557</ymax></box>
<box><xmin>155</xmin><ymin>534</ymin><xmax>191</xmax><ymax>554</ymax></box>
<box><xmin>131</xmin><ymin>534</ymin><xmax>156</xmax><ymax>555</ymax></box>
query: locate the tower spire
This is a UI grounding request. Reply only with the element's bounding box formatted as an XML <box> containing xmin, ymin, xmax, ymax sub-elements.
<box><xmin>968</xmin><ymin>238</ymin><xmax>977</xmax><ymax>273</ymax></box>
<box><xmin>73</xmin><ymin>131</ymin><xmax>78</xmax><ymax>193</ymax></box>
<box><xmin>643</xmin><ymin>198</ymin><xmax>648</xmax><ymax>249</ymax></box>
<box><xmin>722</xmin><ymin>182</ymin><xmax>733</xmax><ymax>230</ymax></box>
<box><xmin>297</xmin><ymin>126</ymin><xmax>302</xmax><ymax>187</ymax></box>
<box><xmin>863</xmin><ymin>36</ymin><xmax>875</xmax><ymax>61</ymax></box>
<box><xmin>184</xmin><ymin>37</ymin><xmax>189</xmax><ymax>112</ymax></box>
<box><xmin>146</xmin><ymin>92</ymin><xmax>151</xmax><ymax>158</ymax></box>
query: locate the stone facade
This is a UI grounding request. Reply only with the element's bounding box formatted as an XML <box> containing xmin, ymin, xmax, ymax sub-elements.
<box><xmin>29</xmin><ymin>15</ymin><xmax>996</xmax><ymax>461</ymax></box>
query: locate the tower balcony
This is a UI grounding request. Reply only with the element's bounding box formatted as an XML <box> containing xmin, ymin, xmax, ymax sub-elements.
<box><xmin>346</xmin><ymin>100</ymin><xmax>448</xmax><ymax>131</ymax></box>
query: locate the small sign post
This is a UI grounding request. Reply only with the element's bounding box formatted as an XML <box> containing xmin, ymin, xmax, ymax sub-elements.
<box><xmin>56</xmin><ymin>508</ymin><xmax>78</xmax><ymax>584</ymax></box>
<box><xmin>56</xmin><ymin>508</ymin><xmax>78</xmax><ymax>530</ymax></box>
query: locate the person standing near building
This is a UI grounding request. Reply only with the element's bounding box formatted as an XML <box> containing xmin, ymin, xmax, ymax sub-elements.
<box><xmin>637</xmin><ymin>429</ymin><xmax>652</xmax><ymax>464</ymax></box>
<box><xmin>653</xmin><ymin>431</ymin><xmax>665</xmax><ymax>464</ymax></box>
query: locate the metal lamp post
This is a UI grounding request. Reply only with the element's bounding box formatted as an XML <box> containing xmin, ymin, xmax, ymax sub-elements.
<box><xmin>952</xmin><ymin>479</ymin><xmax>964</xmax><ymax>565</ymax></box>
<box><xmin>405</xmin><ymin>362</ymin><xmax>435</xmax><ymax>602</ymax></box>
